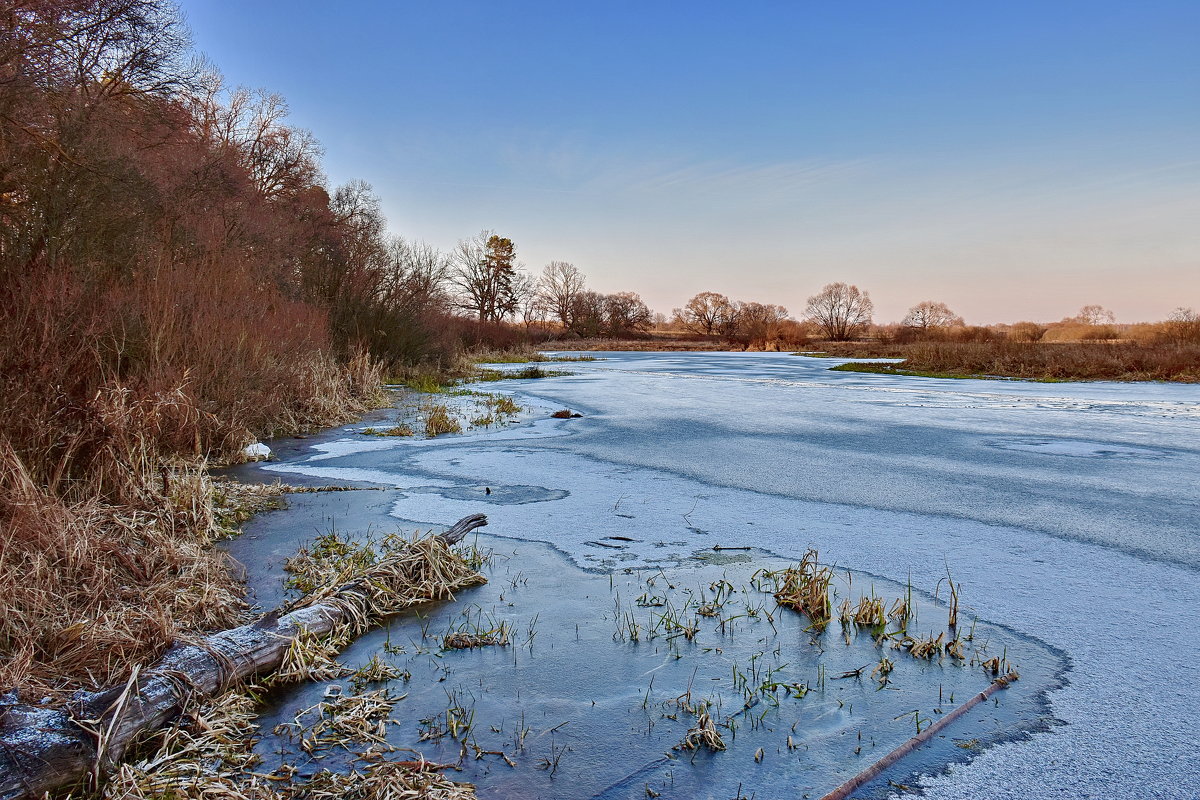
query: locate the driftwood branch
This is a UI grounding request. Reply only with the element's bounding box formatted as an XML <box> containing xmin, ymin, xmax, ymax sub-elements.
<box><xmin>818</xmin><ymin>671</ymin><xmax>1019</xmax><ymax>800</ymax></box>
<box><xmin>0</xmin><ymin>513</ymin><xmax>488</xmax><ymax>800</ymax></box>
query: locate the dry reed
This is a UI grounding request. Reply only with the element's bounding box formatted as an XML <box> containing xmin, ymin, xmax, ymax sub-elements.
<box><xmin>678</xmin><ymin>706</ymin><xmax>726</xmax><ymax>752</ymax></box>
<box><xmin>769</xmin><ymin>549</ymin><xmax>833</xmax><ymax>627</ymax></box>
<box><xmin>820</xmin><ymin>340</ymin><xmax>1200</xmax><ymax>382</ymax></box>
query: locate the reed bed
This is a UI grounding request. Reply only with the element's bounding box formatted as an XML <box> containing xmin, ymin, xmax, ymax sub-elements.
<box><xmin>818</xmin><ymin>340</ymin><xmax>1200</xmax><ymax>382</ymax></box>
<box><xmin>0</xmin><ymin>342</ymin><xmax>386</xmax><ymax>703</ymax></box>
<box><xmin>0</xmin><ymin>451</ymin><xmax>248</xmax><ymax>700</ymax></box>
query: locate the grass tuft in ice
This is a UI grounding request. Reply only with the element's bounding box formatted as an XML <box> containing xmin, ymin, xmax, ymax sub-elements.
<box><xmin>766</xmin><ymin>549</ymin><xmax>833</xmax><ymax>628</ymax></box>
<box><xmin>677</xmin><ymin>704</ymin><xmax>726</xmax><ymax>752</ymax></box>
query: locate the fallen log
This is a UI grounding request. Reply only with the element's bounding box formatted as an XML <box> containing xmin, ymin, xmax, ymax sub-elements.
<box><xmin>0</xmin><ymin>513</ymin><xmax>488</xmax><ymax>800</ymax></box>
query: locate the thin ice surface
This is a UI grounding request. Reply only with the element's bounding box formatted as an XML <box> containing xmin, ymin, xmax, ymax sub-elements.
<box><xmin>251</xmin><ymin>534</ymin><xmax>1059</xmax><ymax>800</ymax></box>
<box><xmin>243</xmin><ymin>352</ymin><xmax>1200</xmax><ymax>800</ymax></box>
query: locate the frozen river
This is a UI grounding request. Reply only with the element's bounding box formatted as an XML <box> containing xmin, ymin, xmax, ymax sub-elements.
<box><xmin>252</xmin><ymin>352</ymin><xmax>1200</xmax><ymax>799</ymax></box>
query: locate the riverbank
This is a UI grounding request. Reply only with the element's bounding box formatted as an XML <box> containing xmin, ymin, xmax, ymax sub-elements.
<box><xmin>0</xmin><ymin>354</ymin><xmax>387</xmax><ymax>705</ymax></box>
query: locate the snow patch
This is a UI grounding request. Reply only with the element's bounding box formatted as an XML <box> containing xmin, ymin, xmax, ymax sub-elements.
<box><xmin>242</xmin><ymin>442</ymin><xmax>271</xmax><ymax>461</ymax></box>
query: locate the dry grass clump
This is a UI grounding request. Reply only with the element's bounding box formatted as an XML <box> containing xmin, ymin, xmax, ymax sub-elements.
<box><xmin>363</xmin><ymin>423</ymin><xmax>416</xmax><ymax>437</ymax></box>
<box><xmin>421</xmin><ymin>402</ymin><xmax>463</xmax><ymax>437</ymax></box>
<box><xmin>443</xmin><ymin>630</ymin><xmax>508</xmax><ymax>650</ymax></box>
<box><xmin>108</xmin><ymin>686</ymin><xmax>477</xmax><ymax>800</ymax></box>
<box><xmin>441</xmin><ymin>612</ymin><xmax>511</xmax><ymax>650</ymax></box>
<box><xmin>898</xmin><ymin>632</ymin><xmax>946</xmax><ymax>660</ymax></box>
<box><xmin>212</xmin><ymin>478</ymin><xmax>289</xmax><ymax>535</ymax></box>
<box><xmin>273</xmin><ymin>628</ymin><xmax>352</xmax><ymax>685</ymax></box>
<box><xmin>678</xmin><ymin>706</ymin><xmax>726</xmax><ymax>752</ymax></box>
<box><xmin>473</xmin><ymin>366</ymin><xmax>570</xmax><ymax>382</ymax></box>
<box><xmin>285</xmin><ymin>532</ymin><xmax>380</xmax><ymax>595</ymax></box>
<box><xmin>488</xmin><ymin>395</ymin><xmax>521</xmax><ymax>416</ymax></box>
<box><xmin>838</xmin><ymin>594</ymin><xmax>887</xmax><ymax>627</ymax></box>
<box><xmin>350</xmin><ymin>654</ymin><xmax>406</xmax><ymax>690</ymax></box>
<box><xmin>0</xmin><ymin>447</ymin><xmax>247</xmax><ymax>701</ymax></box>
<box><xmin>104</xmin><ymin>691</ymin><xmax>266</xmax><ymax>800</ymax></box>
<box><xmin>286</xmin><ymin>532</ymin><xmax>487</xmax><ymax>636</ymax></box>
<box><xmin>299</xmin><ymin>761</ymin><xmax>476</xmax><ymax>800</ymax></box>
<box><xmin>768</xmin><ymin>549</ymin><xmax>833</xmax><ymax>627</ymax></box>
<box><xmin>282</xmin><ymin>686</ymin><xmax>398</xmax><ymax>753</ymax></box>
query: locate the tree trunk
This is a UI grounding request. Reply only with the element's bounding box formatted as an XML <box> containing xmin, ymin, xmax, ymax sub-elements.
<box><xmin>0</xmin><ymin>513</ymin><xmax>488</xmax><ymax>800</ymax></box>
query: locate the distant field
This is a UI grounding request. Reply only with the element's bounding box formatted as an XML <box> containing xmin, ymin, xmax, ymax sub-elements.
<box><xmin>808</xmin><ymin>341</ymin><xmax>1200</xmax><ymax>383</ymax></box>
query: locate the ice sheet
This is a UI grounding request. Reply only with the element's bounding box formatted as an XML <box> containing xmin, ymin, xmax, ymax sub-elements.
<box><xmin>257</xmin><ymin>352</ymin><xmax>1200</xmax><ymax>799</ymax></box>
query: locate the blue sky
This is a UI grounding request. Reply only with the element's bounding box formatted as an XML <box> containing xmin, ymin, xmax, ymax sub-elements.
<box><xmin>180</xmin><ymin>1</ymin><xmax>1199</xmax><ymax>323</ymax></box>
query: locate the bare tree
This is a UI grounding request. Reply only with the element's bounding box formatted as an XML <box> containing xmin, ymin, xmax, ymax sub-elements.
<box><xmin>568</xmin><ymin>290</ymin><xmax>608</xmax><ymax>336</ymax></box>
<box><xmin>189</xmin><ymin>82</ymin><xmax>323</xmax><ymax>201</ymax></box>
<box><xmin>805</xmin><ymin>283</ymin><xmax>873</xmax><ymax>341</ymax></box>
<box><xmin>1074</xmin><ymin>304</ymin><xmax>1116</xmax><ymax>325</ymax></box>
<box><xmin>605</xmin><ymin>291</ymin><xmax>652</xmax><ymax>336</ymax></box>
<box><xmin>449</xmin><ymin>230</ymin><xmax>519</xmax><ymax>322</ymax></box>
<box><xmin>714</xmin><ymin>300</ymin><xmax>742</xmax><ymax>337</ymax></box>
<box><xmin>737</xmin><ymin>302</ymin><xmax>790</xmax><ymax>339</ymax></box>
<box><xmin>902</xmin><ymin>301</ymin><xmax>963</xmax><ymax>333</ymax></box>
<box><xmin>677</xmin><ymin>291</ymin><xmax>733</xmax><ymax>335</ymax></box>
<box><xmin>538</xmin><ymin>261</ymin><xmax>586</xmax><ymax>328</ymax></box>
<box><xmin>512</xmin><ymin>270</ymin><xmax>545</xmax><ymax>328</ymax></box>
<box><xmin>381</xmin><ymin>236</ymin><xmax>448</xmax><ymax>308</ymax></box>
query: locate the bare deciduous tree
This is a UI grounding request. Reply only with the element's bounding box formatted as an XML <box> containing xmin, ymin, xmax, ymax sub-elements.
<box><xmin>381</xmin><ymin>236</ymin><xmax>448</xmax><ymax>309</ymax></box>
<box><xmin>676</xmin><ymin>291</ymin><xmax>733</xmax><ymax>335</ymax></box>
<box><xmin>512</xmin><ymin>270</ymin><xmax>545</xmax><ymax>328</ymax></box>
<box><xmin>569</xmin><ymin>290</ymin><xmax>608</xmax><ymax>336</ymax></box>
<box><xmin>189</xmin><ymin>81</ymin><xmax>323</xmax><ymax>201</ymax></box>
<box><xmin>805</xmin><ymin>282</ymin><xmax>873</xmax><ymax>341</ymax></box>
<box><xmin>1074</xmin><ymin>304</ymin><xmax>1116</xmax><ymax>325</ymax></box>
<box><xmin>737</xmin><ymin>302</ymin><xmax>790</xmax><ymax>339</ymax></box>
<box><xmin>605</xmin><ymin>291</ymin><xmax>653</xmax><ymax>336</ymax></box>
<box><xmin>538</xmin><ymin>261</ymin><xmax>585</xmax><ymax>328</ymax></box>
<box><xmin>449</xmin><ymin>230</ymin><xmax>520</xmax><ymax>322</ymax></box>
<box><xmin>902</xmin><ymin>301</ymin><xmax>963</xmax><ymax>333</ymax></box>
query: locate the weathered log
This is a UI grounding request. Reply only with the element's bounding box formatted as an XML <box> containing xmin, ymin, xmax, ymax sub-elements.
<box><xmin>0</xmin><ymin>513</ymin><xmax>488</xmax><ymax>800</ymax></box>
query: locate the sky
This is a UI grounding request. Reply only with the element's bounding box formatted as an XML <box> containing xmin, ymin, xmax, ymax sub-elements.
<box><xmin>178</xmin><ymin>1</ymin><xmax>1199</xmax><ymax>324</ymax></box>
